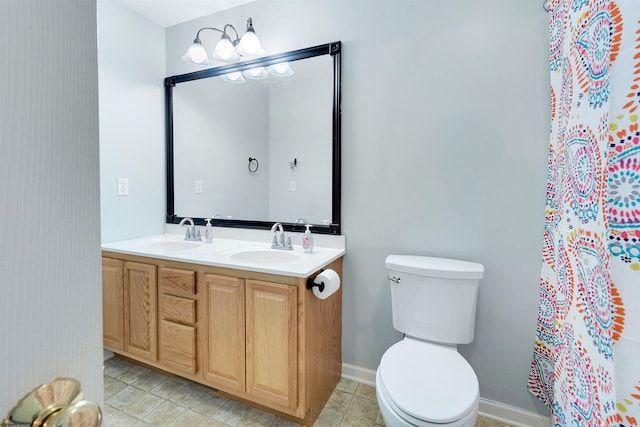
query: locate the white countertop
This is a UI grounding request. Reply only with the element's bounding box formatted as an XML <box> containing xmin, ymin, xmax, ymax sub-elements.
<box><xmin>101</xmin><ymin>229</ymin><xmax>346</xmax><ymax>278</ymax></box>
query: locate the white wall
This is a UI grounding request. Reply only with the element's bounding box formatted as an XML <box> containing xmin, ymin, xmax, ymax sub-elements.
<box><xmin>165</xmin><ymin>0</ymin><xmax>551</xmax><ymax>415</ymax></box>
<box><xmin>98</xmin><ymin>0</ymin><xmax>166</xmax><ymax>243</ymax></box>
<box><xmin>0</xmin><ymin>0</ymin><xmax>103</xmax><ymax>411</ymax></box>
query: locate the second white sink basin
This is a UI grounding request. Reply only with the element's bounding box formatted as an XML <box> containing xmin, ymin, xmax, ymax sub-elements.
<box><xmin>229</xmin><ymin>249</ymin><xmax>299</xmax><ymax>264</ymax></box>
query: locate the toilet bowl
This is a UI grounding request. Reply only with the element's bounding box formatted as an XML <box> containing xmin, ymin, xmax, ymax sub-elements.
<box><xmin>377</xmin><ymin>255</ymin><xmax>484</xmax><ymax>427</ymax></box>
<box><xmin>375</xmin><ymin>338</ymin><xmax>479</xmax><ymax>427</ymax></box>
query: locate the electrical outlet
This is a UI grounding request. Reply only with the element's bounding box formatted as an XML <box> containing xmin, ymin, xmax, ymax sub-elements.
<box><xmin>117</xmin><ymin>178</ymin><xmax>129</xmax><ymax>196</ymax></box>
<box><xmin>289</xmin><ymin>181</ymin><xmax>296</xmax><ymax>192</ymax></box>
<box><xmin>195</xmin><ymin>180</ymin><xmax>203</xmax><ymax>194</ymax></box>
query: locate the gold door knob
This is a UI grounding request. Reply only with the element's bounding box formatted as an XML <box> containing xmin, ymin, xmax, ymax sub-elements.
<box><xmin>3</xmin><ymin>378</ymin><xmax>101</xmax><ymax>427</ymax></box>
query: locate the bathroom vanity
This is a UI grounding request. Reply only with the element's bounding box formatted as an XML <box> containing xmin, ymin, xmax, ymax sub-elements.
<box><xmin>102</xmin><ymin>233</ymin><xmax>344</xmax><ymax>425</ymax></box>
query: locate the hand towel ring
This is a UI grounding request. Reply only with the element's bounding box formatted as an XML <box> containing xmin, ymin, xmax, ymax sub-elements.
<box><xmin>248</xmin><ymin>157</ymin><xmax>259</xmax><ymax>173</ymax></box>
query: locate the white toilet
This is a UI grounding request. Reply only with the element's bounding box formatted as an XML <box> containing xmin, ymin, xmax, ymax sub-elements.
<box><xmin>376</xmin><ymin>255</ymin><xmax>484</xmax><ymax>427</ymax></box>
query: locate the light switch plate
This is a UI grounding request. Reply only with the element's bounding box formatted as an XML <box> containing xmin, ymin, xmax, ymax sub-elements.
<box><xmin>195</xmin><ymin>180</ymin><xmax>203</xmax><ymax>194</ymax></box>
<box><xmin>289</xmin><ymin>181</ymin><xmax>296</xmax><ymax>192</ymax></box>
<box><xmin>117</xmin><ymin>178</ymin><xmax>129</xmax><ymax>196</ymax></box>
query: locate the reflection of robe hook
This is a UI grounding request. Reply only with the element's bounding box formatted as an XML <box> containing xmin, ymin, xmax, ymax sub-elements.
<box><xmin>248</xmin><ymin>157</ymin><xmax>259</xmax><ymax>173</ymax></box>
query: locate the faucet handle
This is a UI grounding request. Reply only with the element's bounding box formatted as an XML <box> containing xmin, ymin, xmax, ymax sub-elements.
<box><xmin>185</xmin><ymin>228</ymin><xmax>192</xmax><ymax>239</ymax></box>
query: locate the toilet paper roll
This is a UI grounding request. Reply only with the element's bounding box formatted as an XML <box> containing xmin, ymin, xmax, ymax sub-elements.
<box><xmin>312</xmin><ymin>269</ymin><xmax>341</xmax><ymax>300</ymax></box>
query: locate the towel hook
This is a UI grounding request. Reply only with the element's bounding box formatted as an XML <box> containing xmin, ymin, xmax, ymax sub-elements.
<box><xmin>248</xmin><ymin>157</ymin><xmax>259</xmax><ymax>173</ymax></box>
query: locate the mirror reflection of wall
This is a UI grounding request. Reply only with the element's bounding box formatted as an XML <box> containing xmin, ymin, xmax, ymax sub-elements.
<box><xmin>172</xmin><ymin>54</ymin><xmax>333</xmax><ymax>225</ymax></box>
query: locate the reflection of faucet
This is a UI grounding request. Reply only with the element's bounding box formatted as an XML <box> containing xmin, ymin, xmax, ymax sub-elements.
<box><xmin>270</xmin><ymin>222</ymin><xmax>292</xmax><ymax>250</ymax></box>
<box><xmin>179</xmin><ymin>217</ymin><xmax>200</xmax><ymax>241</ymax></box>
<box><xmin>295</xmin><ymin>218</ymin><xmax>305</xmax><ymax>224</ymax></box>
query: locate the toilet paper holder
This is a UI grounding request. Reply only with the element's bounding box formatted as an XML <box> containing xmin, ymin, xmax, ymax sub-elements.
<box><xmin>306</xmin><ymin>272</ymin><xmax>325</xmax><ymax>293</ymax></box>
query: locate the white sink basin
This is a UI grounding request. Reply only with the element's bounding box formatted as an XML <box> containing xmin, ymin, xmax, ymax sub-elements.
<box><xmin>229</xmin><ymin>249</ymin><xmax>299</xmax><ymax>264</ymax></box>
<box><xmin>142</xmin><ymin>241</ymin><xmax>200</xmax><ymax>251</ymax></box>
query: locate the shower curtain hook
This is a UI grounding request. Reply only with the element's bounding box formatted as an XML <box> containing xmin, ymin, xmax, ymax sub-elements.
<box><xmin>543</xmin><ymin>0</ymin><xmax>550</xmax><ymax>11</ymax></box>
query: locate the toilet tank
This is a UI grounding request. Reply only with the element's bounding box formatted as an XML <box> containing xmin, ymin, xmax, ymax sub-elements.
<box><xmin>385</xmin><ymin>255</ymin><xmax>484</xmax><ymax>345</ymax></box>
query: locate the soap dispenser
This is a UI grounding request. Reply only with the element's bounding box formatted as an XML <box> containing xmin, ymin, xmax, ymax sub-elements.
<box><xmin>204</xmin><ymin>218</ymin><xmax>213</xmax><ymax>243</ymax></box>
<box><xmin>302</xmin><ymin>225</ymin><xmax>314</xmax><ymax>253</ymax></box>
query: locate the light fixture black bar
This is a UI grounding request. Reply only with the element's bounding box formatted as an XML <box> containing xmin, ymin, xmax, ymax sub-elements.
<box><xmin>167</xmin><ymin>42</ymin><xmax>336</xmax><ymax>85</ymax></box>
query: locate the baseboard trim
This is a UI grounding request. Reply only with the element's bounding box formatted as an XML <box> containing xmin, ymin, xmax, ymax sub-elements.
<box><xmin>341</xmin><ymin>363</ymin><xmax>550</xmax><ymax>427</ymax></box>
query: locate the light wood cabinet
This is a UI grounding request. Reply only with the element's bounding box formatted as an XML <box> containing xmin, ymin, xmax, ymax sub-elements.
<box><xmin>102</xmin><ymin>258</ymin><xmax>157</xmax><ymax>363</ymax></box>
<box><xmin>246</xmin><ymin>280</ymin><xmax>298</xmax><ymax>410</ymax></box>
<box><xmin>203</xmin><ymin>274</ymin><xmax>245</xmax><ymax>392</ymax></box>
<box><xmin>123</xmin><ymin>262</ymin><xmax>158</xmax><ymax>361</ymax></box>
<box><xmin>102</xmin><ymin>251</ymin><xmax>342</xmax><ymax>426</ymax></box>
<box><xmin>158</xmin><ymin>267</ymin><xmax>197</xmax><ymax>374</ymax></box>
<box><xmin>102</xmin><ymin>258</ymin><xmax>124</xmax><ymax>350</ymax></box>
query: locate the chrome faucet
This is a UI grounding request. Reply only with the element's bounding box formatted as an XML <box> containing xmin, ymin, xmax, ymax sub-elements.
<box><xmin>270</xmin><ymin>222</ymin><xmax>292</xmax><ymax>250</ymax></box>
<box><xmin>179</xmin><ymin>217</ymin><xmax>200</xmax><ymax>241</ymax></box>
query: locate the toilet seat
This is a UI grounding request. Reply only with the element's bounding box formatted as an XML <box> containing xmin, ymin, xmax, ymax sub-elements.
<box><xmin>377</xmin><ymin>338</ymin><xmax>479</xmax><ymax>425</ymax></box>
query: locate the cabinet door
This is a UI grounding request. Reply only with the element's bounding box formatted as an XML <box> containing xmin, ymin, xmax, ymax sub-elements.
<box><xmin>159</xmin><ymin>319</ymin><xmax>196</xmax><ymax>374</ymax></box>
<box><xmin>124</xmin><ymin>261</ymin><xmax>157</xmax><ymax>361</ymax></box>
<box><xmin>246</xmin><ymin>280</ymin><xmax>297</xmax><ymax>409</ymax></box>
<box><xmin>102</xmin><ymin>258</ymin><xmax>124</xmax><ymax>351</ymax></box>
<box><xmin>203</xmin><ymin>274</ymin><xmax>245</xmax><ymax>392</ymax></box>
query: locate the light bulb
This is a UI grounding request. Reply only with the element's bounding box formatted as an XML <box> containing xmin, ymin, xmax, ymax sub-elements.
<box><xmin>182</xmin><ymin>39</ymin><xmax>209</xmax><ymax>64</ymax></box>
<box><xmin>212</xmin><ymin>36</ymin><xmax>240</xmax><ymax>63</ymax></box>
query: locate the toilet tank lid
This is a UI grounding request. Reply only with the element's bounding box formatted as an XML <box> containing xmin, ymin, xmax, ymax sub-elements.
<box><xmin>385</xmin><ymin>255</ymin><xmax>484</xmax><ymax>279</ymax></box>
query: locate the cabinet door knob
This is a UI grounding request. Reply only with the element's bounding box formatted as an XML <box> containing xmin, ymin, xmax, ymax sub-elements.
<box><xmin>3</xmin><ymin>378</ymin><xmax>101</xmax><ymax>427</ymax></box>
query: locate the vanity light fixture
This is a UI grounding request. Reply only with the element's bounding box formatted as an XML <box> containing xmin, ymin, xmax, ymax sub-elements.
<box><xmin>182</xmin><ymin>17</ymin><xmax>264</xmax><ymax>65</ymax></box>
<box><xmin>267</xmin><ymin>62</ymin><xmax>294</xmax><ymax>77</ymax></box>
<box><xmin>242</xmin><ymin>66</ymin><xmax>269</xmax><ymax>80</ymax></box>
<box><xmin>220</xmin><ymin>71</ymin><xmax>246</xmax><ymax>83</ymax></box>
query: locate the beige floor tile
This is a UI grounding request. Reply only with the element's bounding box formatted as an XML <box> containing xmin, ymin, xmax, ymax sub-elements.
<box><xmin>106</xmin><ymin>386</ymin><xmax>147</xmax><ymax>410</ymax></box>
<box><xmin>345</xmin><ymin>396</ymin><xmax>379</xmax><ymax>422</ymax></box>
<box><xmin>132</xmin><ymin>369</ymin><xmax>169</xmax><ymax>391</ymax></box>
<box><xmin>375</xmin><ymin>410</ymin><xmax>385</xmax><ymax>426</ymax></box>
<box><xmin>123</xmin><ymin>390</ymin><xmax>164</xmax><ymax>418</ymax></box>
<box><xmin>238</xmin><ymin>407</ymin><xmax>277</xmax><ymax>426</ymax></box>
<box><xmin>103</xmin><ymin>411</ymin><xmax>141</xmax><ymax>427</ymax></box>
<box><xmin>313</xmin><ymin>408</ymin><xmax>344</xmax><ymax>427</ymax></box>
<box><xmin>341</xmin><ymin>415</ymin><xmax>375</xmax><ymax>427</ymax></box>
<box><xmin>170</xmin><ymin>382</ymin><xmax>210</xmax><ymax>408</ymax></box>
<box><xmin>104</xmin><ymin>376</ymin><xmax>128</xmax><ymax>400</ymax></box>
<box><xmin>103</xmin><ymin>358</ymin><xmax>133</xmax><ymax>378</ymax></box>
<box><xmin>114</xmin><ymin>364</ymin><xmax>149</xmax><ymax>384</ymax></box>
<box><xmin>273</xmin><ymin>416</ymin><xmax>305</xmax><ymax>427</ymax></box>
<box><xmin>354</xmin><ymin>384</ymin><xmax>376</xmax><ymax>401</ymax></box>
<box><xmin>326</xmin><ymin>389</ymin><xmax>354</xmax><ymax>412</ymax></box>
<box><xmin>143</xmin><ymin>400</ymin><xmax>185</xmax><ymax>425</ymax></box>
<box><xmin>150</xmin><ymin>375</ymin><xmax>188</xmax><ymax>399</ymax></box>
<box><xmin>335</xmin><ymin>378</ymin><xmax>358</xmax><ymax>394</ymax></box>
<box><xmin>200</xmin><ymin>419</ymin><xmax>230</xmax><ymax>427</ymax></box>
<box><xmin>213</xmin><ymin>399</ymin><xmax>251</xmax><ymax>426</ymax></box>
<box><xmin>190</xmin><ymin>390</ymin><xmax>228</xmax><ymax>416</ymax></box>
<box><xmin>171</xmin><ymin>409</ymin><xmax>210</xmax><ymax>427</ymax></box>
<box><xmin>102</xmin><ymin>404</ymin><xmax>119</xmax><ymax>421</ymax></box>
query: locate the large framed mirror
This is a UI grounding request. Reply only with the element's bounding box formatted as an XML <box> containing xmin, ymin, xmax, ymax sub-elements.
<box><xmin>165</xmin><ymin>41</ymin><xmax>341</xmax><ymax>235</ymax></box>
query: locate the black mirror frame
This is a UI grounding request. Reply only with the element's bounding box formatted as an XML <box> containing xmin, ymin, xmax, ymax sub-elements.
<box><xmin>164</xmin><ymin>41</ymin><xmax>341</xmax><ymax>235</ymax></box>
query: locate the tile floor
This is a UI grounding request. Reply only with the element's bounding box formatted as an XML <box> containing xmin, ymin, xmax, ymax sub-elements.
<box><xmin>103</xmin><ymin>357</ymin><xmax>512</xmax><ymax>427</ymax></box>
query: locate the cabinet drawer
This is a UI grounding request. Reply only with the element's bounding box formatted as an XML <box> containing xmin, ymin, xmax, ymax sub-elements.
<box><xmin>159</xmin><ymin>320</ymin><xmax>196</xmax><ymax>375</ymax></box>
<box><xmin>160</xmin><ymin>294</ymin><xmax>196</xmax><ymax>325</ymax></box>
<box><xmin>160</xmin><ymin>267</ymin><xmax>195</xmax><ymax>296</ymax></box>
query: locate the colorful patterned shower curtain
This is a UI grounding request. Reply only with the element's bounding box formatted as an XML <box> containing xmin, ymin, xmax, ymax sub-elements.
<box><xmin>528</xmin><ymin>0</ymin><xmax>640</xmax><ymax>425</ymax></box>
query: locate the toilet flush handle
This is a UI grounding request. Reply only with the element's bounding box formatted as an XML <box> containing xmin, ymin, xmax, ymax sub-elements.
<box><xmin>389</xmin><ymin>276</ymin><xmax>401</xmax><ymax>283</ymax></box>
